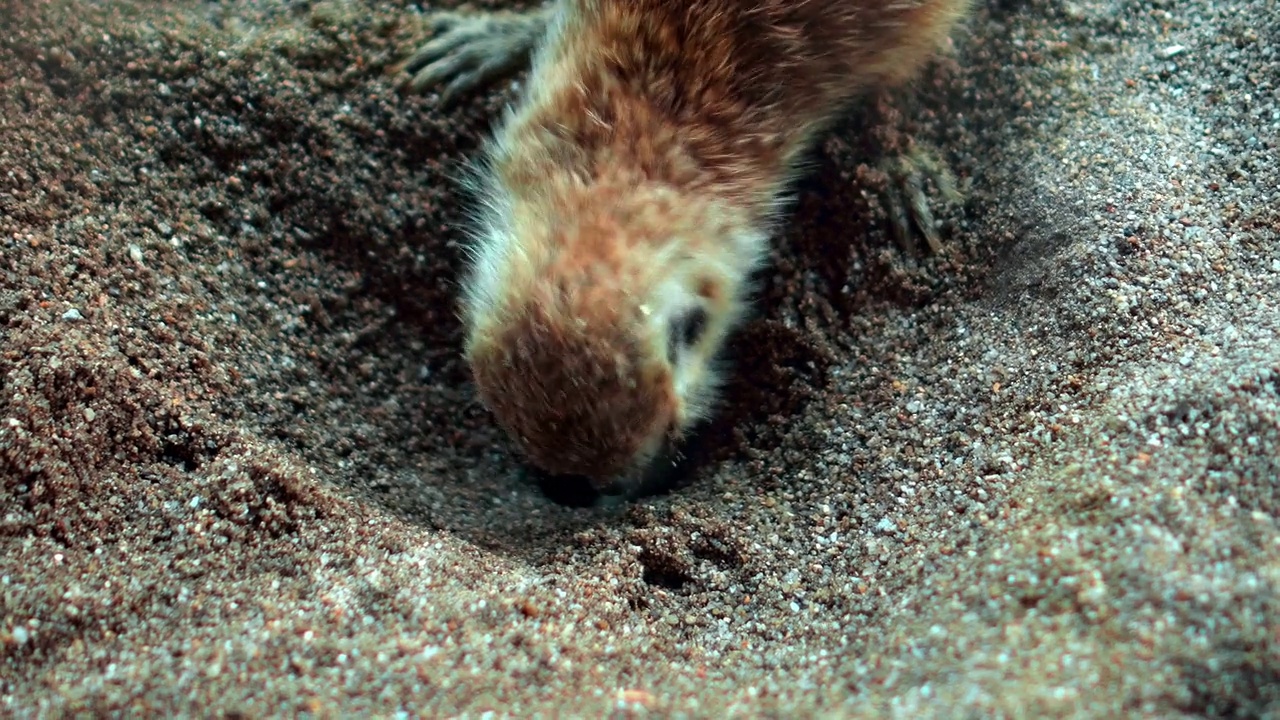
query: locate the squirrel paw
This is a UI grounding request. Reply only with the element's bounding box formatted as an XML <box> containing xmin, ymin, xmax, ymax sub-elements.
<box><xmin>879</xmin><ymin>143</ymin><xmax>964</xmax><ymax>256</ymax></box>
<box><xmin>393</xmin><ymin>8</ymin><xmax>550</xmax><ymax>103</ymax></box>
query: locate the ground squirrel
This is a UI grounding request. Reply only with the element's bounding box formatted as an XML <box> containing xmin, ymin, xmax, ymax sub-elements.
<box><xmin>394</xmin><ymin>0</ymin><xmax>971</xmax><ymax>501</ymax></box>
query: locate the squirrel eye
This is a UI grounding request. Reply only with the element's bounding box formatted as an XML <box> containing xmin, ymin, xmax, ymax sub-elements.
<box><xmin>667</xmin><ymin>307</ymin><xmax>709</xmax><ymax>363</ymax></box>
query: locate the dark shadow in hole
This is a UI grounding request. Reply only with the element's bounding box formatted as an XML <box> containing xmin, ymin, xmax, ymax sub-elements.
<box><xmin>527</xmin><ymin>469</ymin><xmax>603</xmax><ymax>509</ymax></box>
<box><xmin>525</xmin><ymin>428</ymin><xmax>709</xmax><ymax>508</ymax></box>
<box><xmin>638</xmin><ymin>550</ymin><xmax>694</xmax><ymax>592</ymax></box>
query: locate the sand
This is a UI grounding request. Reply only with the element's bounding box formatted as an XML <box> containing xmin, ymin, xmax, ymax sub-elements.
<box><xmin>1</xmin><ymin>0</ymin><xmax>1277</xmax><ymax>716</ymax></box>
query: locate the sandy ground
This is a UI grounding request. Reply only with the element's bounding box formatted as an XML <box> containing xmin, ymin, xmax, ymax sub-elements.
<box><xmin>2</xmin><ymin>0</ymin><xmax>1278</xmax><ymax>716</ymax></box>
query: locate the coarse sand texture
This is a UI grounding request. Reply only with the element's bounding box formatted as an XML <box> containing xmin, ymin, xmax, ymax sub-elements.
<box><xmin>1</xmin><ymin>0</ymin><xmax>1278</xmax><ymax>716</ymax></box>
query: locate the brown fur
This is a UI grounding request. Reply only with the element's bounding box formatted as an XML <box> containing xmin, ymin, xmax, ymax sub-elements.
<box><xmin>465</xmin><ymin>178</ymin><xmax>734</xmax><ymax>481</ymax></box>
<box><xmin>458</xmin><ymin>0</ymin><xmax>971</xmax><ymax>489</ymax></box>
<box><xmin>494</xmin><ymin>0</ymin><xmax>970</xmax><ymax>213</ymax></box>
<box><xmin>470</xmin><ymin>298</ymin><xmax>676</xmax><ymax>479</ymax></box>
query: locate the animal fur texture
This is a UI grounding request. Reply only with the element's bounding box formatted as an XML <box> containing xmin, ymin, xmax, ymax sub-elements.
<box><xmin>398</xmin><ymin>0</ymin><xmax>972</xmax><ymax>496</ymax></box>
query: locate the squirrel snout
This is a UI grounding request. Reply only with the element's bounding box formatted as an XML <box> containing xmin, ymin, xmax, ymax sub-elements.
<box><xmin>468</xmin><ymin>307</ymin><xmax>680</xmax><ymax>487</ymax></box>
